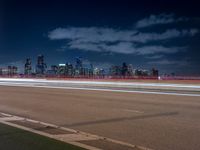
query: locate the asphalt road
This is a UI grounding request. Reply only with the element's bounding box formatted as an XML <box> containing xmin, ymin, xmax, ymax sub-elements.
<box><xmin>0</xmin><ymin>79</ymin><xmax>200</xmax><ymax>150</ymax></box>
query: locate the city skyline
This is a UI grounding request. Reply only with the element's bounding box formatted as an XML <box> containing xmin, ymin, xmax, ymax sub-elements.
<box><xmin>1</xmin><ymin>0</ymin><xmax>200</xmax><ymax>75</ymax></box>
<box><xmin>0</xmin><ymin>54</ymin><xmax>159</xmax><ymax>78</ymax></box>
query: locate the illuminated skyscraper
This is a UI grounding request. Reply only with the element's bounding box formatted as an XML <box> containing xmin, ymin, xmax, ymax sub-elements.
<box><xmin>24</xmin><ymin>58</ymin><xmax>32</xmax><ymax>75</ymax></box>
<box><xmin>151</xmin><ymin>68</ymin><xmax>159</xmax><ymax>77</ymax></box>
<box><xmin>8</xmin><ymin>66</ymin><xmax>18</xmax><ymax>76</ymax></box>
<box><xmin>36</xmin><ymin>55</ymin><xmax>47</xmax><ymax>75</ymax></box>
<box><xmin>58</xmin><ymin>64</ymin><xmax>66</xmax><ymax>75</ymax></box>
<box><xmin>122</xmin><ymin>62</ymin><xmax>128</xmax><ymax>76</ymax></box>
<box><xmin>66</xmin><ymin>63</ymin><xmax>74</xmax><ymax>76</ymax></box>
<box><xmin>127</xmin><ymin>64</ymin><xmax>134</xmax><ymax>76</ymax></box>
<box><xmin>75</xmin><ymin>57</ymin><xmax>83</xmax><ymax>76</ymax></box>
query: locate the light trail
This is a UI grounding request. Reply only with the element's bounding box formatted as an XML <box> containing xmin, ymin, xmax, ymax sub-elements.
<box><xmin>0</xmin><ymin>81</ymin><xmax>200</xmax><ymax>97</ymax></box>
<box><xmin>0</xmin><ymin>78</ymin><xmax>200</xmax><ymax>88</ymax></box>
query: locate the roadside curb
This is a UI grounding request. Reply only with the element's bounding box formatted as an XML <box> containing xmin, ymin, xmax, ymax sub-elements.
<box><xmin>0</xmin><ymin>112</ymin><xmax>153</xmax><ymax>150</ymax></box>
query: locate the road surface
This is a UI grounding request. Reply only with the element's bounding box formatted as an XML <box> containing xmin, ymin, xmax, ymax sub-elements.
<box><xmin>0</xmin><ymin>78</ymin><xmax>200</xmax><ymax>150</ymax></box>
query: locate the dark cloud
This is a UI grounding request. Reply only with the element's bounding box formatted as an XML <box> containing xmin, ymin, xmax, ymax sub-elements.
<box><xmin>135</xmin><ymin>13</ymin><xmax>188</xmax><ymax>28</ymax></box>
<box><xmin>48</xmin><ymin>25</ymin><xmax>198</xmax><ymax>55</ymax></box>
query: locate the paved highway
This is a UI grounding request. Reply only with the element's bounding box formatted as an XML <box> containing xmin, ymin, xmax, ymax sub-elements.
<box><xmin>0</xmin><ymin>78</ymin><xmax>200</xmax><ymax>150</ymax></box>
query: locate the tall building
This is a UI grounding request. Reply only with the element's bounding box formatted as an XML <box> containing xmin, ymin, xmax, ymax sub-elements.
<box><xmin>36</xmin><ymin>55</ymin><xmax>47</xmax><ymax>75</ymax></box>
<box><xmin>93</xmin><ymin>68</ymin><xmax>105</xmax><ymax>77</ymax></box>
<box><xmin>89</xmin><ymin>63</ymin><xmax>94</xmax><ymax>76</ymax></box>
<box><xmin>46</xmin><ymin>65</ymin><xmax>58</xmax><ymax>76</ymax></box>
<box><xmin>110</xmin><ymin>65</ymin><xmax>122</xmax><ymax>76</ymax></box>
<box><xmin>127</xmin><ymin>64</ymin><xmax>134</xmax><ymax>76</ymax></box>
<box><xmin>75</xmin><ymin>57</ymin><xmax>83</xmax><ymax>69</ymax></box>
<box><xmin>7</xmin><ymin>66</ymin><xmax>18</xmax><ymax>76</ymax></box>
<box><xmin>66</xmin><ymin>63</ymin><xmax>74</xmax><ymax>76</ymax></box>
<box><xmin>151</xmin><ymin>68</ymin><xmax>159</xmax><ymax>77</ymax></box>
<box><xmin>24</xmin><ymin>58</ymin><xmax>32</xmax><ymax>75</ymax></box>
<box><xmin>58</xmin><ymin>64</ymin><xmax>66</xmax><ymax>75</ymax></box>
<box><xmin>75</xmin><ymin>57</ymin><xmax>83</xmax><ymax>76</ymax></box>
<box><xmin>0</xmin><ymin>68</ymin><xmax>9</xmax><ymax>75</ymax></box>
<box><xmin>56</xmin><ymin>63</ymin><xmax>74</xmax><ymax>77</ymax></box>
<box><xmin>135</xmin><ymin>69</ymin><xmax>149</xmax><ymax>76</ymax></box>
<box><xmin>51</xmin><ymin>65</ymin><xmax>58</xmax><ymax>75</ymax></box>
<box><xmin>122</xmin><ymin>62</ymin><xmax>128</xmax><ymax>76</ymax></box>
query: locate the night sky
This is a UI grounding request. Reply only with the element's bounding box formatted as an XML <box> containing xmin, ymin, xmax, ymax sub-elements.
<box><xmin>1</xmin><ymin>0</ymin><xmax>200</xmax><ymax>75</ymax></box>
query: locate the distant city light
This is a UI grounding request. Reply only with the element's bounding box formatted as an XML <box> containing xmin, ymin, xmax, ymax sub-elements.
<box><xmin>59</xmin><ymin>64</ymin><xmax>66</xmax><ymax>66</ymax></box>
<box><xmin>0</xmin><ymin>54</ymin><xmax>160</xmax><ymax>79</ymax></box>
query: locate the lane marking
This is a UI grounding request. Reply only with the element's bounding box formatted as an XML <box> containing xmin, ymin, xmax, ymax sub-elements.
<box><xmin>123</xmin><ymin>109</ymin><xmax>144</xmax><ymax>114</ymax></box>
<box><xmin>0</xmin><ymin>83</ymin><xmax>200</xmax><ymax>97</ymax></box>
